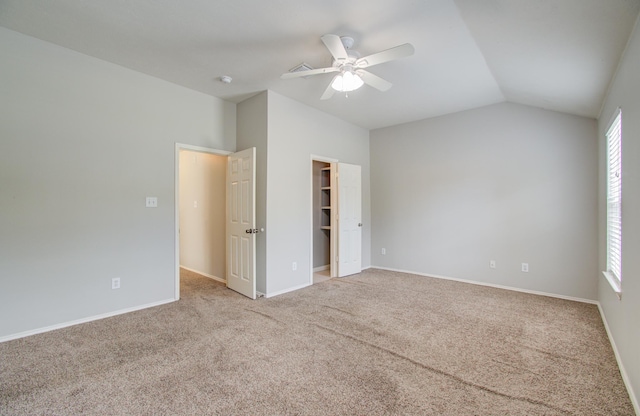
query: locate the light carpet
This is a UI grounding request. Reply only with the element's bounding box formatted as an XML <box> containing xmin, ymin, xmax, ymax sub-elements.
<box><xmin>0</xmin><ymin>268</ymin><xmax>634</xmax><ymax>415</ymax></box>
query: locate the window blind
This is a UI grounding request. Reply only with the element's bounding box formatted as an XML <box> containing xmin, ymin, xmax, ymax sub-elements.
<box><xmin>605</xmin><ymin>110</ymin><xmax>622</xmax><ymax>291</ymax></box>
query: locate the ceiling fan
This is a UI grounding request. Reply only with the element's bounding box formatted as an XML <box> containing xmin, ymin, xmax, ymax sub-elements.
<box><xmin>281</xmin><ymin>34</ymin><xmax>415</xmax><ymax>100</ymax></box>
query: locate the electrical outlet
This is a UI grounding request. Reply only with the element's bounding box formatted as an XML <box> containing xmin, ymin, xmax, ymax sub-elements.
<box><xmin>489</xmin><ymin>260</ymin><xmax>496</xmax><ymax>269</ymax></box>
<box><xmin>193</xmin><ymin>200</ymin><xmax>198</xmax><ymax>208</ymax></box>
<box><xmin>145</xmin><ymin>197</ymin><xmax>158</xmax><ymax>208</ymax></box>
<box><xmin>292</xmin><ymin>262</ymin><xmax>297</xmax><ymax>271</ymax></box>
<box><xmin>112</xmin><ymin>277</ymin><xmax>121</xmax><ymax>290</ymax></box>
<box><xmin>521</xmin><ymin>263</ymin><xmax>529</xmax><ymax>272</ymax></box>
<box><xmin>381</xmin><ymin>248</ymin><xmax>386</xmax><ymax>255</ymax></box>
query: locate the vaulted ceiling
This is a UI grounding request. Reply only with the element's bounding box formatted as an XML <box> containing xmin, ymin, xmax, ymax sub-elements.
<box><xmin>1</xmin><ymin>0</ymin><xmax>638</xmax><ymax>129</ymax></box>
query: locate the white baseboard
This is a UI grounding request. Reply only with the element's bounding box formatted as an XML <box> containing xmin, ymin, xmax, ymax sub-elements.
<box><xmin>0</xmin><ymin>298</ymin><xmax>176</xmax><ymax>344</ymax></box>
<box><xmin>370</xmin><ymin>265</ymin><xmax>598</xmax><ymax>304</ymax></box>
<box><xmin>597</xmin><ymin>304</ymin><xmax>639</xmax><ymax>415</ymax></box>
<box><xmin>313</xmin><ymin>265</ymin><xmax>330</xmax><ymax>272</ymax></box>
<box><xmin>180</xmin><ymin>265</ymin><xmax>226</xmax><ymax>283</ymax></box>
<box><xmin>266</xmin><ymin>282</ymin><xmax>312</xmax><ymax>298</ymax></box>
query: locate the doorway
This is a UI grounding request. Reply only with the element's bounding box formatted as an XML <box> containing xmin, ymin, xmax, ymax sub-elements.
<box><xmin>312</xmin><ymin>159</ymin><xmax>336</xmax><ymax>283</ymax></box>
<box><xmin>174</xmin><ymin>144</ymin><xmax>231</xmax><ymax>300</ymax></box>
<box><xmin>311</xmin><ymin>155</ymin><xmax>339</xmax><ymax>284</ymax></box>
<box><xmin>310</xmin><ymin>156</ymin><xmax>363</xmax><ymax>285</ymax></box>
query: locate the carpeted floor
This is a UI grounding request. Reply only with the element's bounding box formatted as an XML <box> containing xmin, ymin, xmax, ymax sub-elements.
<box><xmin>0</xmin><ymin>268</ymin><xmax>634</xmax><ymax>415</ymax></box>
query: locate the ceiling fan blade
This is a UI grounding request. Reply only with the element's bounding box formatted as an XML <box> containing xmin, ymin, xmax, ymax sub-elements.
<box><xmin>321</xmin><ymin>34</ymin><xmax>348</xmax><ymax>62</ymax></box>
<box><xmin>281</xmin><ymin>67</ymin><xmax>339</xmax><ymax>79</ymax></box>
<box><xmin>355</xmin><ymin>43</ymin><xmax>415</xmax><ymax>68</ymax></box>
<box><xmin>358</xmin><ymin>70</ymin><xmax>392</xmax><ymax>91</ymax></box>
<box><xmin>320</xmin><ymin>78</ymin><xmax>337</xmax><ymax>100</ymax></box>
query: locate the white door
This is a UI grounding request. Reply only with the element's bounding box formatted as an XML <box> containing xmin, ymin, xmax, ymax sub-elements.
<box><xmin>226</xmin><ymin>147</ymin><xmax>256</xmax><ymax>299</ymax></box>
<box><xmin>337</xmin><ymin>163</ymin><xmax>362</xmax><ymax>277</ymax></box>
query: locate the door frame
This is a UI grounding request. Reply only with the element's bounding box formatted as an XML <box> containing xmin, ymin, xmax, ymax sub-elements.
<box><xmin>309</xmin><ymin>154</ymin><xmax>339</xmax><ymax>285</ymax></box>
<box><xmin>174</xmin><ymin>143</ymin><xmax>232</xmax><ymax>300</ymax></box>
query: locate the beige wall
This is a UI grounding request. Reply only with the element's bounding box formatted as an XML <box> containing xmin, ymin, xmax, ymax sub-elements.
<box><xmin>236</xmin><ymin>91</ymin><xmax>370</xmax><ymax>297</ymax></box>
<box><xmin>597</xmin><ymin>14</ymin><xmax>640</xmax><ymax>412</ymax></box>
<box><xmin>179</xmin><ymin>150</ymin><xmax>226</xmax><ymax>280</ymax></box>
<box><xmin>236</xmin><ymin>92</ymin><xmax>268</xmax><ymax>295</ymax></box>
<box><xmin>371</xmin><ymin>102</ymin><xmax>598</xmax><ymax>300</ymax></box>
<box><xmin>266</xmin><ymin>91</ymin><xmax>371</xmax><ymax>295</ymax></box>
<box><xmin>0</xmin><ymin>27</ymin><xmax>235</xmax><ymax>340</ymax></box>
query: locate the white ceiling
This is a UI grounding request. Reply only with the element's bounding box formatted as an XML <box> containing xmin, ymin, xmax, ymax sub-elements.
<box><xmin>0</xmin><ymin>0</ymin><xmax>638</xmax><ymax>130</ymax></box>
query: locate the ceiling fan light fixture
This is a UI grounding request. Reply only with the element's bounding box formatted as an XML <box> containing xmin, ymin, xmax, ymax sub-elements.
<box><xmin>281</xmin><ymin>34</ymin><xmax>414</xmax><ymax>100</ymax></box>
<box><xmin>331</xmin><ymin>70</ymin><xmax>364</xmax><ymax>92</ymax></box>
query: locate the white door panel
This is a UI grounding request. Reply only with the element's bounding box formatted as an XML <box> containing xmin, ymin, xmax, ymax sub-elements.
<box><xmin>337</xmin><ymin>163</ymin><xmax>361</xmax><ymax>277</ymax></box>
<box><xmin>226</xmin><ymin>147</ymin><xmax>256</xmax><ymax>299</ymax></box>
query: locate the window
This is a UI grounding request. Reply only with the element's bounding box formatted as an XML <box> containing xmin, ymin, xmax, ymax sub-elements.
<box><xmin>603</xmin><ymin>109</ymin><xmax>622</xmax><ymax>297</ymax></box>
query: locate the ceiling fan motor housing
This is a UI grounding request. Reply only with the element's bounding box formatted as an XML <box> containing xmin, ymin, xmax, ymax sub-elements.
<box><xmin>281</xmin><ymin>34</ymin><xmax>415</xmax><ymax>100</ymax></box>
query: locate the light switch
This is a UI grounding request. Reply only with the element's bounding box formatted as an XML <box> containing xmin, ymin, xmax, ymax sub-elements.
<box><xmin>146</xmin><ymin>197</ymin><xmax>158</xmax><ymax>208</ymax></box>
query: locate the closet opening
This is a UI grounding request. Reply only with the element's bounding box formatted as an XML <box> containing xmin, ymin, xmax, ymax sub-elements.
<box><xmin>311</xmin><ymin>157</ymin><xmax>337</xmax><ymax>284</ymax></box>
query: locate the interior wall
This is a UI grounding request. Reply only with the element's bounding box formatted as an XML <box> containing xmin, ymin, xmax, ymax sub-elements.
<box><xmin>370</xmin><ymin>102</ymin><xmax>598</xmax><ymax>300</ymax></box>
<box><xmin>0</xmin><ymin>27</ymin><xmax>236</xmax><ymax>339</ymax></box>
<box><xmin>597</xmin><ymin>15</ymin><xmax>640</xmax><ymax>410</ymax></box>
<box><xmin>179</xmin><ymin>150</ymin><xmax>226</xmax><ymax>280</ymax></box>
<box><xmin>312</xmin><ymin>160</ymin><xmax>330</xmax><ymax>269</ymax></box>
<box><xmin>266</xmin><ymin>91</ymin><xmax>370</xmax><ymax>296</ymax></box>
<box><xmin>236</xmin><ymin>91</ymin><xmax>268</xmax><ymax>295</ymax></box>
